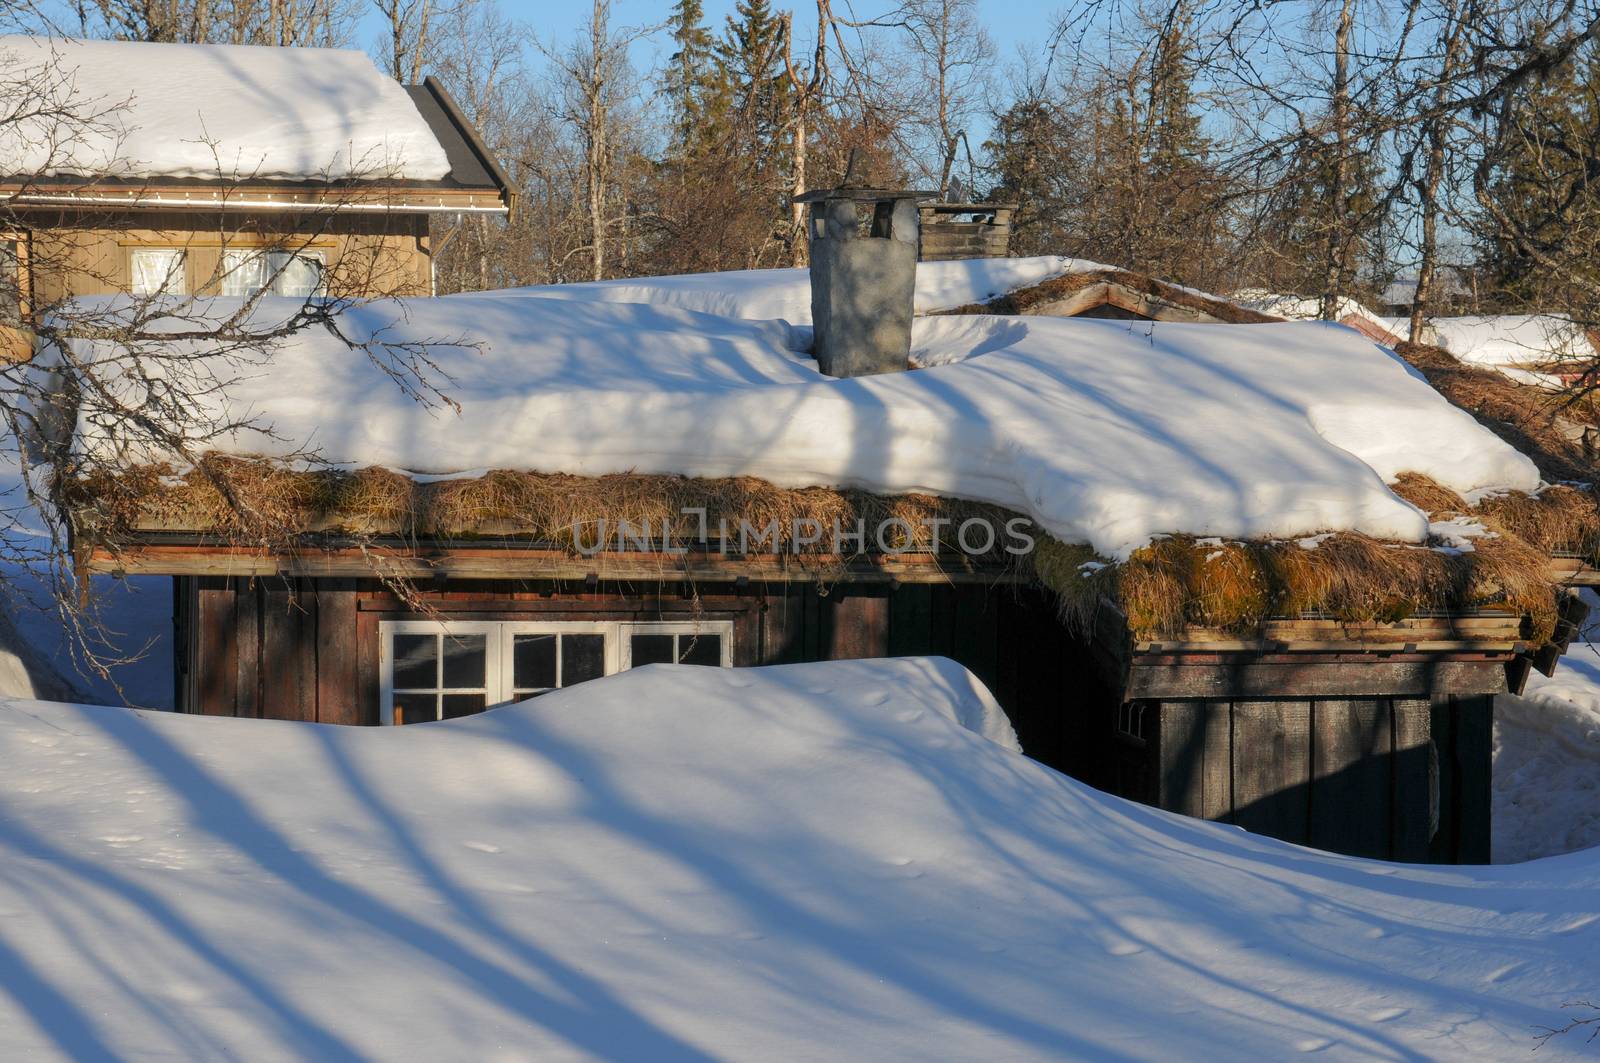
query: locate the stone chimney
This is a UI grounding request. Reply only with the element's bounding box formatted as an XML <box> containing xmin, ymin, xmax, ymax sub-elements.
<box><xmin>796</xmin><ymin>155</ymin><xmax>933</xmax><ymax>377</ymax></box>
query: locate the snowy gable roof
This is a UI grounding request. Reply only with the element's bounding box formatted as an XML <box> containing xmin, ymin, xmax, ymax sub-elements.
<box><xmin>61</xmin><ymin>267</ymin><xmax>1541</xmax><ymax>560</ymax></box>
<box><xmin>0</xmin><ymin>36</ymin><xmax>451</xmax><ymax>182</ymax></box>
<box><xmin>1428</xmin><ymin>315</ymin><xmax>1596</xmax><ymax>370</ymax></box>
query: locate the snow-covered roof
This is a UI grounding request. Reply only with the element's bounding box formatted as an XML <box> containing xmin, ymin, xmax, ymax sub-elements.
<box><xmin>1232</xmin><ymin>289</ymin><xmax>1403</xmax><ymax>331</ymax></box>
<box><xmin>60</xmin><ymin>258</ymin><xmax>1541</xmax><ymax>560</ymax></box>
<box><xmin>1379</xmin><ymin>271</ymin><xmax>1471</xmax><ymax>306</ymax></box>
<box><xmin>1428</xmin><ymin>314</ymin><xmax>1594</xmax><ymax>370</ymax></box>
<box><xmin>499</xmin><ymin>255</ymin><xmax>1090</xmax><ymax>323</ymax></box>
<box><xmin>0</xmin><ymin>657</ymin><xmax>1592</xmax><ymax>1058</ymax></box>
<box><xmin>0</xmin><ymin>36</ymin><xmax>451</xmax><ymax>182</ymax></box>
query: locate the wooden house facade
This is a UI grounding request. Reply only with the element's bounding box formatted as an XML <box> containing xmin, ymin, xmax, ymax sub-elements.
<box><xmin>0</xmin><ymin>42</ymin><xmax>511</xmax><ymax>322</ymax></box>
<box><xmin>92</xmin><ymin>521</ymin><xmax>1571</xmax><ymax>865</ymax></box>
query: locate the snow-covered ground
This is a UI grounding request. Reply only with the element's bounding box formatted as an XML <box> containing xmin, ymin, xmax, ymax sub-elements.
<box><xmin>1496</xmin><ymin>644</ymin><xmax>1600</xmax><ymax>864</ymax></box>
<box><xmin>60</xmin><ymin>284</ymin><xmax>1538</xmax><ymax>560</ymax></box>
<box><xmin>0</xmin><ymin>36</ymin><xmax>451</xmax><ymax>181</ymax></box>
<box><xmin>0</xmin><ymin>657</ymin><xmax>1595</xmax><ymax>1061</ymax></box>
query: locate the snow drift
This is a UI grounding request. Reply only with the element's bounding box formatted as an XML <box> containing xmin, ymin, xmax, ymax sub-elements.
<box><xmin>0</xmin><ymin>658</ymin><xmax>1595</xmax><ymax>1061</ymax></box>
<box><xmin>61</xmin><ymin>284</ymin><xmax>1540</xmax><ymax>560</ymax></box>
<box><xmin>1496</xmin><ymin>642</ymin><xmax>1600</xmax><ymax>863</ymax></box>
<box><xmin>0</xmin><ymin>36</ymin><xmax>451</xmax><ymax>181</ymax></box>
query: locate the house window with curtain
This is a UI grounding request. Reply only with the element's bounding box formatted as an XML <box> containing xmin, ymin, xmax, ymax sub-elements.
<box><xmin>0</xmin><ymin>239</ymin><xmax>23</xmax><ymax>325</ymax></box>
<box><xmin>379</xmin><ymin>619</ymin><xmax>735</xmax><ymax>725</ymax></box>
<box><xmin>220</xmin><ymin>249</ymin><xmax>324</xmax><ymax>298</ymax></box>
<box><xmin>129</xmin><ymin>249</ymin><xmax>188</xmax><ymax>297</ymax></box>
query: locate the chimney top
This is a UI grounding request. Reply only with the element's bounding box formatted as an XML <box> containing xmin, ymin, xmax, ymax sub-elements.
<box><xmin>794</xmin><ymin>149</ymin><xmax>935</xmax><ymax>205</ymax></box>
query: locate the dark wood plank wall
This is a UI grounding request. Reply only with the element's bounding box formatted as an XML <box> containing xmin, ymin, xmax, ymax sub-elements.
<box><xmin>1148</xmin><ymin>694</ymin><xmax>1490</xmax><ymax>862</ymax></box>
<box><xmin>177</xmin><ymin>578</ymin><xmax>1111</xmax><ymax>775</ymax></box>
<box><xmin>177</xmin><ymin>576</ymin><xmax>1496</xmax><ymax>861</ymax></box>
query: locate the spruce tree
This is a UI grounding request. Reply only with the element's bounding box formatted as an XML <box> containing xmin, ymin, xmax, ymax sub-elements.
<box><xmin>664</xmin><ymin>0</ymin><xmax>719</xmax><ymax>154</ymax></box>
<box><xmin>1482</xmin><ymin>43</ymin><xmax>1600</xmax><ymax>306</ymax></box>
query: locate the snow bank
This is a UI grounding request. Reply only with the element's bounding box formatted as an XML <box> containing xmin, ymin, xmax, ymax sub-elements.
<box><xmin>1233</xmin><ymin>289</ymin><xmax>1394</xmax><ymax>326</ymax></box>
<box><xmin>487</xmin><ymin>255</ymin><xmax>1088</xmax><ymax>323</ymax></box>
<box><xmin>1430</xmin><ymin>315</ymin><xmax>1593</xmax><ymax>369</ymax></box>
<box><xmin>60</xmin><ymin>294</ymin><xmax>1540</xmax><ymax>559</ymax></box>
<box><xmin>0</xmin><ymin>657</ymin><xmax>1595</xmax><ymax>1061</ymax></box>
<box><xmin>1496</xmin><ymin>645</ymin><xmax>1600</xmax><ymax>863</ymax></box>
<box><xmin>0</xmin><ymin>36</ymin><xmax>451</xmax><ymax>181</ymax></box>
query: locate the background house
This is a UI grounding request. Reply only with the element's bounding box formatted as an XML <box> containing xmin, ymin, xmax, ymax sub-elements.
<box><xmin>0</xmin><ymin>36</ymin><xmax>510</xmax><ymax>314</ymax></box>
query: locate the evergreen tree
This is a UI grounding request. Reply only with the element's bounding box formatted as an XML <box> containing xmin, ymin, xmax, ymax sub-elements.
<box><xmin>663</xmin><ymin>0</ymin><xmax>720</xmax><ymax>154</ymax></box>
<box><xmin>1481</xmin><ymin>43</ymin><xmax>1600</xmax><ymax>306</ymax></box>
<box><xmin>716</xmin><ymin>0</ymin><xmax>791</xmax><ymax>165</ymax></box>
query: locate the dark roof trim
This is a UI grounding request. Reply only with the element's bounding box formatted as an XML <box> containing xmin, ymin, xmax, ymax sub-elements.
<box><xmin>408</xmin><ymin>77</ymin><xmax>515</xmax><ymax>212</ymax></box>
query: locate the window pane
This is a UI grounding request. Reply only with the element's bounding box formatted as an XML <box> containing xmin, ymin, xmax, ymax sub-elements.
<box><xmin>0</xmin><ymin>240</ymin><xmax>18</xmax><ymax>326</ymax></box>
<box><xmin>441</xmin><ymin>693</ymin><xmax>486</xmax><ymax>720</ymax></box>
<box><xmin>393</xmin><ymin>692</ymin><xmax>436</xmax><ymax>725</ymax></box>
<box><xmin>678</xmin><ymin>633</ymin><xmax>722</xmax><ymax>667</ymax></box>
<box><xmin>220</xmin><ymin>250</ymin><xmax>266</xmax><ymax>297</ymax></box>
<box><xmin>441</xmin><ymin>633</ymin><xmax>486</xmax><ymax>689</ymax></box>
<box><xmin>130</xmin><ymin>249</ymin><xmax>186</xmax><ymax>296</ymax></box>
<box><xmin>270</xmin><ymin>251</ymin><xmax>323</xmax><ymax>297</ymax></box>
<box><xmin>513</xmin><ymin>634</ymin><xmax>557</xmax><ymax>690</ymax></box>
<box><xmin>629</xmin><ymin>633</ymin><xmax>674</xmax><ymax>667</ymax></box>
<box><xmin>562</xmin><ymin>634</ymin><xmax>605</xmax><ymax>686</ymax></box>
<box><xmin>392</xmin><ymin>634</ymin><xmax>437</xmax><ymax>689</ymax></box>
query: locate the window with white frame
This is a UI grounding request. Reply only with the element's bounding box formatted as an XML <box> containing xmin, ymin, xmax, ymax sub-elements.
<box><xmin>379</xmin><ymin>619</ymin><xmax>735</xmax><ymax>725</ymax></box>
<box><xmin>220</xmin><ymin>249</ymin><xmax>324</xmax><ymax>298</ymax></box>
<box><xmin>130</xmin><ymin>248</ymin><xmax>188</xmax><ymax>297</ymax></box>
<box><xmin>0</xmin><ymin>239</ymin><xmax>22</xmax><ymax>325</ymax></box>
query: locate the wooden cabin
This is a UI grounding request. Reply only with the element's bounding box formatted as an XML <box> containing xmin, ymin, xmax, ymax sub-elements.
<box><xmin>63</xmin><ymin>260</ymin><xmax>1596</xmax><ymax>866</ymax></box>
<box><xmin>0</xmin><ymin>36</ymin><xmax>510</xmax><ymax>317</ymax></box>
<box><xmin>99</xmin><ymin>531</ymin><xmax>1579</xmax><ymax>865</ymax></box>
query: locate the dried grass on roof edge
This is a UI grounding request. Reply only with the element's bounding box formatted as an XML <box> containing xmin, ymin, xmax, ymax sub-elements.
<box><xmin>70</xmin><ymin>461</ymin><xmax>1575</xmax><ymax>643</ymax></box>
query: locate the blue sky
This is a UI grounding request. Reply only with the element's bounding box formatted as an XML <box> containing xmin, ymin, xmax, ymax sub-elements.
<box><xmin>405</xmin><ymin>0</ymin><xmax>1047</xmax><ymax>72</ymax></box>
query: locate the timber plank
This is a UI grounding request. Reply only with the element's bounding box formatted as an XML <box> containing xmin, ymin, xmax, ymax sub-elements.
<box><xmin>887</xmin><ymin>584</ymin><xmax>934</xmax><ymax>657</ymax></box>
<box><xmin>1157</xmin><ymin>700</ymin><xmax>1232</xmax><ymax>820</ymax></box>
<box><xmin>314</xmin><ymin>579</ymin><xmax>361</xmax><ymax>725</ymax></box>
<box><xmin>1391</xmin><ymin>698</ymin><xmax>1435</xmax><ymax>862</ymax></box>
<box><xmin>1231</xmin><ymin>700</ymin><xmax>1311</xmax><ymax>844</ymax></box>
<box><xmin>233</xmin><ymin>578</ymin><xmax>259</xmax><ymax>719</ymax></box>
<box><xmin>260</xmin><ymin>585</ymin><xmax>313</xmax><ymax>722</ymax></box>
<box><xmin>1157</xmin><ymin>701</ymin><xmax>1205</xmax><ymax>817</ymax></box>
<box><xmin>826</xmin><ymin>591</ymin><xmax>889</xmax><ymax>660</ymax></box>
<box><xmin>1130</xmin><ymin>660</ymin><xmax>1508</xmax><ymax>700</ymax></box>
<box><xmin>1428</xmin><ymin>701</ymin><xmax>1457</xmax><ymax>863</ymax></box>
<box><xmin>194</xmin><ymin>577</ymin><xmax>236</xmax><ymax>716</ymax></box>
<box><xmin>355</xmin><ymin>609</ymin><xmax>380</xmax><ymax>726</ymax></box>
<box><xmin>1453</xmin><ymin>695</ymin><xmax>1493</xmax><ymax>863</ymax></box>
<box><xmin>1309</xmin><ymin>698</ymin><xmax>1391</xmax><ymax>859</ymax></box>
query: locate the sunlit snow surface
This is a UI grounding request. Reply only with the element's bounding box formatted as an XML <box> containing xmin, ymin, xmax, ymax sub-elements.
<box><xmin>1497</xmin><ymin>644</ymin><xmax>1600</xmax><ymax>863</ymax></box>
<box><xmin>0</xmin><ymin>658</ymin><xmax>1595</xmax><ymax>1061</ymax></box>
